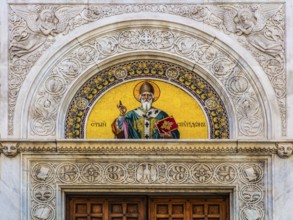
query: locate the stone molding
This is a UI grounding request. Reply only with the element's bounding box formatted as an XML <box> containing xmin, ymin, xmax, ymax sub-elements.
<box><xmin>8</xmin><ymin>3</ymin><xmax>284</xmax><ymax>139</ymax></box>
<box><xmin>25</xmin><ymin>156</ymin><xmax>271</xmax><ymax>220</ymax></box>
<box><xmin>1</xmin><ymin>140</ymin><xmax>291</xmax><ymax>156</ymax></box>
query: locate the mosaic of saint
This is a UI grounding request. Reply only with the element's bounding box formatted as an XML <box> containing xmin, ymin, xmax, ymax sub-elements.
<box><xmin>65</xmin><ymin>60</ymin><xmax>229</xmax><ymax>139</ymax></box>
<box><xmin>111</xmin><ymin>81</ymin><xmax>180</xmax><ymax>139</ymax></box>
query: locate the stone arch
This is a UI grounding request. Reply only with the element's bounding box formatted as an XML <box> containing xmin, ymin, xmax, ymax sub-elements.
<box><xmin>61</xmin><ymin>56</ymin><xmax>232</xmax><ymax>139</ymax></box>
<box><xmin>13</xmin><ymin>14</ymin><xmax>279</xmax><ymax>139</ymax></box>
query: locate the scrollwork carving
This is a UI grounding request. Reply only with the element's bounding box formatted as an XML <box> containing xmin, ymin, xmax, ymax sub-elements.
<box><xmin>57</xmin><ymin>58</ymin><xmax>81</xmax><ymax>79</ymax></box>
<box><xmin>175</xmin><ymin>36</ymin><xmax>198</xmax><ymax>56</ymax></box>
<box><xmin>239</xmin><ymin>117</ymin><xmax>263</xmax><ymax>137</ymax></box>
<box><xmin>76</xmin><ymin>45</ymin><xmax>98</xmax><ymax>63</ymax></box>
<box><xmin>226</xmin><ymin>75</ymin><xmax>249</xmax><ymax>96</ymax></box>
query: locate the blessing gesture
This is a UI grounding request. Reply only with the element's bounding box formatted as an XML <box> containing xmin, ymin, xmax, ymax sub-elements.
<box><xmin>117</xmin><ymin>100</ymin><xmax>127</xmax><ymax>116</ymax></box>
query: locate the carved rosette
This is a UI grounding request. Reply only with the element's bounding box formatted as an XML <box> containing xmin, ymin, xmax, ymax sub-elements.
<box><xmin>30</xmin><ymin>160</ymin><xmax>266</xmax><ymax>220</ymax></box>
<box><xmin>27</xmin><ymin>27</ymin><xmax>265</xmax><ymax>139</ymax></box>
<box><xmin>8</xmin><ymin>3</ymin><xmax>285</xmax><ymax>138</ymax></box>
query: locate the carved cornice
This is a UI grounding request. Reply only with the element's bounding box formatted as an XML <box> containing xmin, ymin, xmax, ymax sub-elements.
<box><xmin>1</xmin><ymin>140</ymin><xmax>290</xmax><ymax>156</ymax></box>
<box><xmin>18</xmin><ymin>142</ymin><xmax>56</xmax><ymax>152</ymax></box>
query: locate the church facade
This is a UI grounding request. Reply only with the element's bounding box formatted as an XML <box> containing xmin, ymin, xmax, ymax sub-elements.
<box><xmin>0</xmin><ymin>0</ymin><xmax>293</xmax><ymax>219</ymax></box>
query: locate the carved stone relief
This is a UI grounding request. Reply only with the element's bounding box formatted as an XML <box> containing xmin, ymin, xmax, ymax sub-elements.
<box><xmin>276</xmin><ymin>142</ymin><xmax>293</xmax><ymax>159</ymax></box>
<box><xmin>8</xmin><ymin>3</ymin><xmax>285</xmax><ymax>137</ymax></box>
<box><xmin>28</xmin><ymin>27</ymin><xmax>265</xmax><ymax>138</ymax></box>
<box><xmin>29</xmin><ymin>158</ymin><xmax>268</xmax><ymax>220</ymax></box>
<box><xmin>0</xmin><ymin>142</ymin><xmax>19</xmax><ymax>157</ymax></box>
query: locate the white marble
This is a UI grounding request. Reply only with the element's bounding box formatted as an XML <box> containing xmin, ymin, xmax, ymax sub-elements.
<box><xmin>0</xmin><ymin>155</ymin><xmax>21</xmax><ymax>220</ymax></box>
<box><xmin>273</xmin><ymin>155</ymin><xmax>293</xmax><ymax>220</ymax></box>
<box><xmin>0</xmin><ymin>1</ymin><xmax>9</xmax><ymax>139</ymax></box>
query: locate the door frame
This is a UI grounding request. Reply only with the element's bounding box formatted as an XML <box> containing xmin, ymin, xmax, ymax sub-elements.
<box><xmin>61</xmin><ymin>186</ymin><xmax>235</xmax><ymax>220</ymax></box>
<box><xmin>66</xmin><ymin>194</ymin><xmax>230</xmax><ymax>220</ymax></box>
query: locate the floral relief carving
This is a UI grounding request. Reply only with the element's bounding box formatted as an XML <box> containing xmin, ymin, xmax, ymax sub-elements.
<box><xmin>8</xmin><ymin>4</ymin><xmax>285</xmax><ymax>136</ymax></box>
<box><xmin>56</xmin><ymin>163</ymin><xmax>79</xmax><ymax>183</ymax></box>
<box><xmin>214</xmin><ymin>163</ymin><xmax>238</xmax><ymax>184</ymax></box>
<box><xmin>29</xmin><ymin>160</ymin><xmax>267</xmax><ymax>220</ymax></box>
<box><xmin>190</xmin><ymin>163</ymin><xmax>214</xmax><ymax>183</ymax></box>
<box><xmin>80</xmin><ymin>163</ymin><xmax>103</xmax><ymax>183</ymax></box>
<box><xmin>167</xmin><ymin>164</ymin><xmax>189</xmax><ymax>183</ymax></box>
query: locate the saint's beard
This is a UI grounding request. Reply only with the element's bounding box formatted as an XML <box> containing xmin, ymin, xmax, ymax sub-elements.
<box><xmin>141</xmin><ymin>99</ymin><xmax>153</xmax><ymax>111</ymax></box>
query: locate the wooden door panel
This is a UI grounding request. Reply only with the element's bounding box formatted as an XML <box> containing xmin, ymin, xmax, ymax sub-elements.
<box><xmin>67</xmin><ymin>196</ymin><xmax>146</xmax><ymax>220</ymax></box>
<box><xmin>150</xmin><ymin>198</ymin><xmax>188</xmax><ymax>220</ymax></box>
<box><xmin>67</xmin><ymin>195</ymin><xmax>228</xmax><ymax>220</ymax></box>
<box><xmin>149</xmin><ymin>197</ymin><xmax>228</xmax><ymax>220</ymax></box>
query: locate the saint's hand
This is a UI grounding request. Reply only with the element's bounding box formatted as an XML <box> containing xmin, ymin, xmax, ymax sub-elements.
<box><xmin>117</xmin><ymin>100</ymin><xmax>127</xmax><ymax>116</ymax></box>
<box><xmin>160</xmin><ymin>131</ymin><xmax>173</xmax><ymax>139</ymax></box>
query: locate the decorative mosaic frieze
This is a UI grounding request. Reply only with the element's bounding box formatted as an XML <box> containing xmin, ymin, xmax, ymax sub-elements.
<box><xmin>29</xmin><ymin>159</ymin><xmax>268</xmax><ymax>220</ymax></box>
<box><xmin>29</xmin><ymin>27</ymin><xmax>265</xmax><ymax>138</ymax></box>
<box><xmin>8</xmin><ymin>3</ymin><xmax>286</xmax><ymax>137</ymax></box>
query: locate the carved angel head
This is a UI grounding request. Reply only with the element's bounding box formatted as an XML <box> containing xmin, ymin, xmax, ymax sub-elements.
<box><xmin>237</xmin><ymin>9</ymin><xmax>255</xmax><ymax>23</ymax></box>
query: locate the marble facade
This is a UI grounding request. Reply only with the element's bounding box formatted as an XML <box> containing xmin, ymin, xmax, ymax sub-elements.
<box><xmin>0</xmin><ymin>0</ymin><xmax>293</xmax><ymax>219</ymax></box>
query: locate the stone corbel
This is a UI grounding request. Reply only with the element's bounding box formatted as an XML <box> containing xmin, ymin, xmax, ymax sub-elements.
<box><xmin>276</xmin><ymin>142</ymin><xmax>293</xmax><ymax>159</ymax></box>
<box><xmin>0</xmin><ymin>142</ymin><xmax>19</xmax><ymax>158</ymax></box>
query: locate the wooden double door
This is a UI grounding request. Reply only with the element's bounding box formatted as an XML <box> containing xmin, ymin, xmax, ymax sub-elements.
<box><xmin>66</xmin><ymin>195</ymin><xmax>229</xmax><ymax>220</ymax></box>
